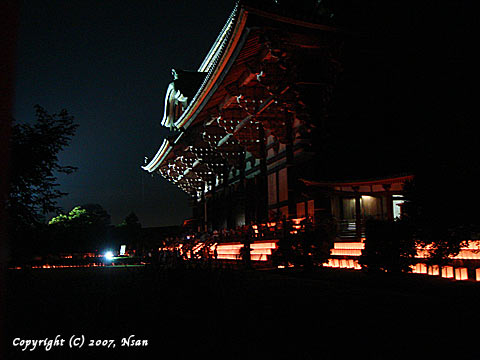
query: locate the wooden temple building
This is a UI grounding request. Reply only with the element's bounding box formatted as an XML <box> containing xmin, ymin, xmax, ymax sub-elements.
<box><xmin>141</xmin><ymin>1</ymin><xmax>480</xmax><ymax>280</ymax></box>
<box><xmin>142</xmin><ymin>1</ymin><xmax>410</xmax><ymax>239</ymax></box>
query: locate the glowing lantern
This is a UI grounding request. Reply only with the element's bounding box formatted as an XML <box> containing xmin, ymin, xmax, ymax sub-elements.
<box><xmin>476</xmin><ymin>269</ymin><xmax>480</xmax><ymax>281</ymax></box>
<box><xmin>333</xmin><ymin>242</ymin><xmax>365</xmax><ymax>250</ymax></box>
<box><xmin>454</xmin><ymin>267</ymin><xmax>468</xmax><ymax>280</ymax></box>
<box><xmin>330</xmin><ymin>242</ymin><xmax>364</xmax><ymax>256</ymax></box>
<box><xmin>441</xmin><ymin>266</ymin><xmax>454</xmax><ymax>278</ymax></box>
<box><xmin>291</xmin><ymin>217</ymin><xmax>305</xmax><ymax>225</ymax></box>
<box><xmin>428</xmin><ymin>265</ymin><xmax>440</xmax><ymax>276</ymax></box>
<box><xmin>324</xmin><ymin>259</ymin><xmax>334</xmax><ymax>267</ymax></box>
<box><xmin>416</xmin><ymin>263</ymin><xmax>427</xmax><ymax>274</ymax></box>
<box><xmin>330</xmin><ymin>249</ymin><xmax>362</xmax><ymax>256</ymax></box>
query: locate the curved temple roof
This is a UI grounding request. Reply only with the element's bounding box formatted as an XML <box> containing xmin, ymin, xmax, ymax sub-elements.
<box><xmin>143</xmin><ymin>2</ymin><xmax>242</xmax><ymax>172</ymax></box>
<box><xmin>142</xmin><ymin>1</ymin><xmax>340</xmax><ymax>187</ymax></box>
<box><xmin>142</xmin><ymin>138</ymin><xmax>171</xmax><ymax>173</ymax></box>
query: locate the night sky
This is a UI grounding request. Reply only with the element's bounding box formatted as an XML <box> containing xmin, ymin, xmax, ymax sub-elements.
<box><xmin>14</xmin><ymin>0</ymin><xmax>236</xmax><ymax>227</ymax></box>
<box><xmin>13</xmin><ymin>1</ymin><xmax>478</xmax><ymax>227</ymax></box>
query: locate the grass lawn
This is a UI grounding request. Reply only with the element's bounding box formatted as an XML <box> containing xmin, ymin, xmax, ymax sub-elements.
<box><xmin>5</xmin><ymin>265</ymin><xmax>480</xmax><ymax>359</ymax></box>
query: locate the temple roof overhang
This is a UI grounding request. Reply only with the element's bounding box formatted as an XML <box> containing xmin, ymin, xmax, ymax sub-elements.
<box><xmin>300</xmin><ymin>175</ymin><xmax>414</xmax><ymax>194</ymax></box>
<box><xmin>143</xmin><ymin>1</ymin><xmax>343</xmax><ymax>196</ymax></box>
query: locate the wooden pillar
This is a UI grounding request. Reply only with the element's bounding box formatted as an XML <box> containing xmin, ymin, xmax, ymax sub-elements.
<box><xmin>209</xmin><ymin>173</ymin><xmax>217</xmax><ymax>230</ymax></box>
<box><xmin>239</xmin><ymin>153</ymin><xmax>246</xmax><ymax>226</ymax></box>
<box><xmin>190</xmin><ymin>195</ymin><xmax>200</xmax><ymax>232</ymax></box>
<box><xmin>258</xmin><ymin>125</ymin><xmax>268</xmax><ymax>223</ymax></box>
<box><xmin>383</xmin><ymin>184</ymin><xmax>393</xmax><ymax>221</ymax></box>
<box><xmin>202</xmin><ymin>189</ymin><xmax>208</xmax><ymax>232</ymax></box>
<box><xmin>353</xmin><ymin>186</ymin><xmax>362</xmax><ymax>241</ymax></box>
<box><xmin>223</xmin><ymin>164</ymin><xmax>230</xmax><ymax>229</ymax></box>
<box><xmin>285</xmin><ymin>111</ymin><xmax>296</xmax><ymax>219</ymax></box>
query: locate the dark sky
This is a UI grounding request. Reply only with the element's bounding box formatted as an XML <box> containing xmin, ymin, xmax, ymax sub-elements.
<box><xmin>14</xmin><ymin>0</ymin><xmax>236</xmax><ymax>227</ymax></box>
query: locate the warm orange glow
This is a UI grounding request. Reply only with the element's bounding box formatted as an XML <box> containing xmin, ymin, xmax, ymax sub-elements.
<box><xmin>455</xmin><ymin>267</ymin><xmax>468</xmax><ymax>280</ymax></box>
<box><xmin>251</xmin><ymin>253</ymin><xmax>268</xmax><ymax>261</ymax></box>
<box><xmin>461</xmin><ymin>240</ymin><xmax>480</xmax><ymax>250</ymax></box>
<box><xmin>428</xmin><ymin>265</ymin><xmax>440</xmax><ymax>276</ymax></box>
<box><xmin>216</xmin><ymin>253</ymin><xmax>241</xmax><ymax>260</ymax></box>
<box><xmin>323</xmin><ymin>258</ymin><xmax>361</xmax><ymax>270</ymax></box>
<box><xmin>330</xmin><ymin>242</ymin><xmax>364</xmax><ymax>256</ymax></box>
<box><xmin>330</xmin><ymin>249</ymin><xmax>362</xmax><ymax>256</ymax></box>
<box><xmin>476</xmin><ymin>269</ymin><xmax>480</xmax><ymax>281</ymax></box>
<box><xmin>415</xmin><ymin>263</ymin><xmax>427</xmax><ymax>274</ymax></box>
<box><xmin>330</xmin><ymin>258</ymin><xmax>340</xmax><ymax>268</ymax></box>
<box><xmin>339</xmin><ymin>259</ymin><xmax>357</xmax><ymax>268</ymax></box>
<box><xmin>291</xmin><ymin>217</ymin><xmax>306</xmax><ymax>225</ymax></box>
<box><xmin>453</xmin><ymin>250</ymin><xmax>480</xmax><ymax>260</ymax></box>
<box><xmin>192</xmin><ymin>243</ymin><xmax>205</xmax><ymax>256</ymax></box>
<box><xmin>209</xmin><ymin>241</ymin><xmax>278</xmax><ymax>261</ymax></box>
<box><xmin>441</xmin><ymin>266</ymin><xmax>454</xmax><ymax>279</ymax></box>
<box><xmin>333</xmin><ymin>242</ymin><xmax>365</xmax><ymax>250</ymax></box>
<box><xmin>416</xmin><ymin>240</ymin><xmax>480</xmax><ymax>260</ymax></box>
<box><xmin>251</xmin><ymin>242</ymin><xmax>277</xmax><ymax>249</ymax></box>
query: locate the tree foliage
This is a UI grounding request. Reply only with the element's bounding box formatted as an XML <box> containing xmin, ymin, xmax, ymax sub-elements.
<box><xmin>7</xmin><ymin>105</ymin><xmax>78</xmax><ymax>259</ymax></box>
<box><xmin>402</xmin><ymin>156</ymin><xmax>480</xmax><ymax>265</ymax></box>
<box><xmin>49</xmin><ymin>204</ymin><xmax>110</xmax><ymax>227</ymax></box>
<box><xmin>48</xmin><ymin>204</ymin><xmax>111</xmax><ymax>253</ymax></box>
<box><xmin>274</xmin><ymin>216</ymin><xmax>336</xmax><ymax>269</ymax></box>
<box><xmin>8</xmin><ymin>105</ymin><xmax>77</xmax><ymax>224</ymax></box>
<box><xmin>117</xmin><ymin>211</ymin><xmax>141</xmax><ymax>229</ymax></box>
<box><xmin>360</xmin><ymin>219</ymin><xmax>416</xmax><ymax>273</ymax></box>
<box><xmin>113</xmin><ymin>212</ymin><xmax>142</xmax><ymax>250</ymax></box>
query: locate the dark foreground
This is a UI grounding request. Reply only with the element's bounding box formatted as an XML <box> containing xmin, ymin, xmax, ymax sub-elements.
<box><xmin>5</xmin><ymin>265</ymin><xmax>480</xmax><ymax>360</ymax></box>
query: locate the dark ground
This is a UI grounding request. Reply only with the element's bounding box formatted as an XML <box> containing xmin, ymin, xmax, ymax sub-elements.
<box><xmin>5</xmin><ymin>265</ymin><xmax>480</xmax><ymax>360</ymax></box>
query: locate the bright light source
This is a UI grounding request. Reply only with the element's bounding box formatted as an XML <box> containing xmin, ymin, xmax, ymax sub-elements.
<box><xmin>120</xmin><ymin>245</ymin><xmax>126</xmax><ymax>256</ymax></box>
<box><xmin>104</xmin><ymin>251</ymin><xmax>114</xmax><ymax>261</ymax></box>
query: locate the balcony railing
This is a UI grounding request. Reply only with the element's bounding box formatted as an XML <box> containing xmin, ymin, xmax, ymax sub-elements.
<box><xmin>336</xmin><ymin>219</ymin><xmax>365</xmax><ymax>240</ymax></box>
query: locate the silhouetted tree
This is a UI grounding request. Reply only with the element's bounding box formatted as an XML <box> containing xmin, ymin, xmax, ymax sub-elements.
<box><xmin>119</xmin><ymin>211</ymin><xmax>141</xmax><ymax>228</ymax></box>
<box><xmin>402</xmin><ymin>154</ymin><xmax>480</xmax><ymax>265</ymax></box>
<box><xmin>360</xmin><ymin>219</ymin><xmax>416</xmax><ymax>273</ymax></box>
<box><xmin>114</xmin><ymin>211</ymin><xmax>142</xmax><ymax>250</ymax></box>
<box><xmin>308</xmin><ymin>216</ymin><xmax>336</xmax><ymax>268</ymax></box>
<box><xmin>48</xmin><ymin>204</ymin><xmax>111</xmax><ymax>253</ymax></box>
<box><xmin>274</xmin><ymin>216</ymin><xmax>336</xmax><ymax>269</ymax></box>
<box><xmin>7</xmin><ymin>105</ymin><xmax>78</xmax><ymax>261</ymax></box>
